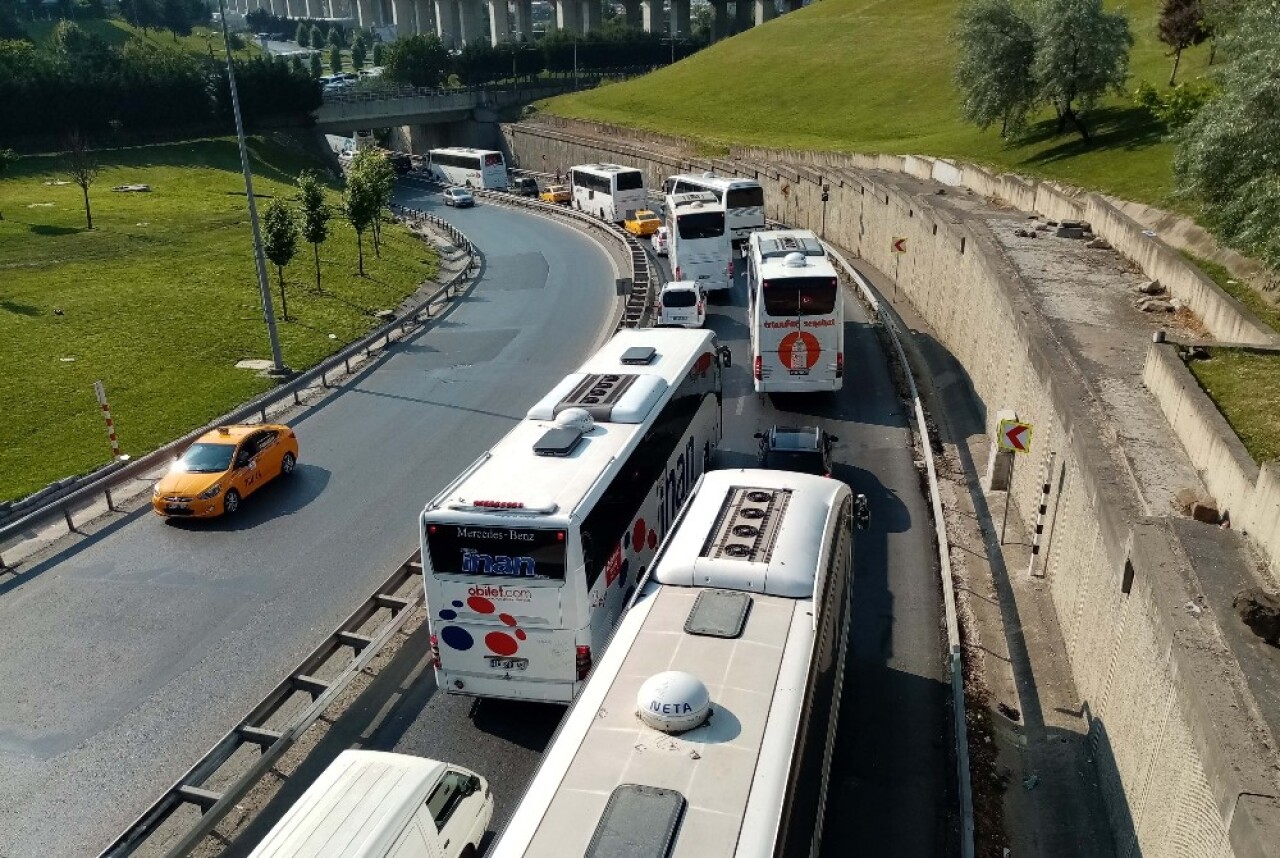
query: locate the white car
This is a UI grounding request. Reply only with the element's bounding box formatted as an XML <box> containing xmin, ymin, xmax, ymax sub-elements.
<box><xmin>442</xmin><ymin>186</ymin><xmax>475</xmax><ymax>208</ymax></box>
<box><xmin>651</xmin><ymin>226</ymin><xmax>669</xmax><ymax>256</ymax></box>
<box><xmin>656</xmin><ymin>280</ymin><xmax>706</xmax><ymax>329</ymax></box>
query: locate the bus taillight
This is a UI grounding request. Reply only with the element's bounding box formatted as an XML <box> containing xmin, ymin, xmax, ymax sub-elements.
<box><xmin>576</xmin><ymin>645</ymin><xmax>593</xmax><ymax>680</ymax></box>
<box><xmin>674</xmin><ymin>265</ymin><xmax>682</xmax><ymax>279</ymax></box>
<box><xmin>753</xmin><ymin>355</ymin><xmax>762</xmax><ymax>380</ymax></box>
<box><xmin>429</xmin><ymin>634</ymin><xmax>441</xmax><ymax>670</ymax></box>
<box><xmin>727</xmin><ymin>259</ymin><xmax>734</xmax><ymax>277</ymax></box>
<box><xmin>836</xmin><ymin>352</ymin><xmax>844</xmax><ymax>378</ymax></box>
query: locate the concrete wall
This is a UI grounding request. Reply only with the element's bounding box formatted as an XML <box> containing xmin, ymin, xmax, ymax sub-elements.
<box><xmin>501</xmin><ymin>119</ymin><xmax>1280</xmax><ymax>858</ymax></box>
<box><xmin>1144</xmin><ymin>342</ymin><xmax>1280</xmax><ymax>580</ymax></box>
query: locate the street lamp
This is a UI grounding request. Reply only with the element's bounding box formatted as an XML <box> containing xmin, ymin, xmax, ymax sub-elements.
<box><xmin>821</xmin><ymin>184</ymin><xmax>830</xmax><ymax>238</ymax></box>
<box><xmin>217</xmin><ymin>0</ymin><xmax>289</xmax><ymax>376</ymax></box>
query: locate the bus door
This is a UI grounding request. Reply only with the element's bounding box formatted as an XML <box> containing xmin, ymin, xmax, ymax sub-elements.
<box><xmin>424</xmin><ymin>522</ymin><xmax>573</xmax><ymax>683</ymax></box>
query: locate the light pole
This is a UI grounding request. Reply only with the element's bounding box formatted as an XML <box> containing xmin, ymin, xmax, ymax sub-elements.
<box><xmin>217</xmin><ymin>0</ymin><xmax>289</xmax><ymax>376</ymax></box>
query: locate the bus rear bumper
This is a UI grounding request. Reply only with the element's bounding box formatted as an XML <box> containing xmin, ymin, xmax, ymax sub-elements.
<box><xmin>754</xmin><ymin>378</ymin><xmax>844</xmax><ymax>394</ymax></box>
<box><xmin>436</xmin><ymin>670</ymin><xmax>579</xmax><ymax>704</ymax></box>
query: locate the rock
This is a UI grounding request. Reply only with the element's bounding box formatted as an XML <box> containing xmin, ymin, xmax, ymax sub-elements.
<box><xmin>1014</xmin><ymin>228</ymin><xmax>1031</xmax><ymax>238</ymax></box>
<box><xmin>1175</xmin><ymin>487</ymin><xmax>1200</xmax><ymax>513</ymax></box>
<box><xmin>1234</xmin><ymin>587</ymin><xmax>1280</xmax><ymax>646</ymax></box>
<box><xmin>997</xmin><ymin>702</ymin><xmax>1021</xmax><ymax>722</ymax></box>
<box><xmin>53</xmin><ymin>307</ymin><xmax>64</xmax><ymax>316</ymax></box>
<box><xmin>1087</xmin><ymin>237</ymin><xmax>1111</xmax><ymax>250</ymax></box>
<box><xmin>1055</xmin><ymin>226</ymin><xmax>1085</xmax><ymax>239</ymax></box>
<box><xmin>1191</xmin><ymin>500</ymin><xmax>1220</xmax><ymax>524</ymax></box>
<box><xmin>1138</xmin><ymin>298</ymin><xmax>1175</xmax><ymax>313</ymax></box>
<box><xmin>1137</xmin><ymin>280</ymin><xmax>1164</xmax><ymax>295</ymax></box>
<box><xmin>374</xmin><ymin>309</ymin><xmax>395</xmax><ymax>321</ymax></box>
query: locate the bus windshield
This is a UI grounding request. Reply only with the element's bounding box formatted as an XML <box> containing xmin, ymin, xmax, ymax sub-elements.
<box><xmin>763</xmin><ymin>277</ymin><xmax>838</xmax><ymax>316</ymax></box>
<box><xmin>727</xmin><ymin>186</ymin><xmax>765</xmax><ymax>209</ymax></box>
<box><xmin>425</xmin><ymin>524</ymin><xmax>567</xmax><ymax>580</ymax></box>
<box><xmin>615</xmin><ymin>171</ymin><xmax>644</xmax><ymax>191</ymax></box>
<box><xmin>675</xmin><ymin>212</ymin><xmax>725</xmax><ymax>240</ymax></box>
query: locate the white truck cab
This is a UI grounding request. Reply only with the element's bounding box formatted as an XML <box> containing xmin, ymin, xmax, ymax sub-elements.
<box><xmin>248</xmin><ymin>750</ymin><xmax>493</xmax><ymax>858</ymax></box>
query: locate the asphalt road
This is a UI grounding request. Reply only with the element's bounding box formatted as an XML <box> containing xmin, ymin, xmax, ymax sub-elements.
<box><xmin>0</xmin><ymin>191</ymin><xmax>620</xmax><ymax>858</ymax></box>
<box><xmin>223</xmin><ymin>228</ymin><xmax>952</xmax><ymax>856</ymax></box>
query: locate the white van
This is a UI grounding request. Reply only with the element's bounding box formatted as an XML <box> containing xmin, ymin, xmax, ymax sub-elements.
<box><xmin>655</xmin><ymin>280</ymin><xmax>706</xmax><ymax>328</ymax></box>
<box><xmin>248</xmin><ymin>750</ymin><xmax>493</xmax><ymax>858</ymax></box>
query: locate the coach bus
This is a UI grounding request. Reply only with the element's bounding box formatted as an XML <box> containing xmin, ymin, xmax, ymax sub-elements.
<box><xmin>747</xmin><ymin>229</ymin><xmax>844</xmax><ymax>394</ymax></box>
<box><xmin>491</xmin><ymin>468</ymin><xmax>864</xmax><ymax>858</ymax></box>
<box><xmin>569</xmin><ymin>163</ymin><xmax>647</xmax><ymax>223</ymax></box>
<box><xmin>664</xmin><ymin>172</ymin><xmax>767</xmax><ymax>245</ymax></box>
<box><xmin>667</xmin><ymin>191</ymin><xmax>733</xmax><ymax>294</ymax></box>
<box><xmin>426</xmin><ymin>147</ymin><xmax>508</xmax><ymax>189</ymax></box>
<box><xmin>419</xmin><ymin>329</ymin><xmax>731</xmax><ymax>703</ymax></box>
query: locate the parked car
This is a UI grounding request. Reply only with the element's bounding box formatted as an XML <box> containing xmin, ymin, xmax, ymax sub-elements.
<box><xmin>753</xmin><ymin>425</ymin><xmax>838</xmax><ymax>477</ymax></box>
<box><xmin>442</xmin><ymin>186</ymin><xmax>475</xmax><ymax>208</ymax></box>
<box><xmin>510</xmin><ymin>176</ymin><xmax>540</xmax><ymax>197</ymax></box>
<box><xmin>624</xmin><ymin>209</ymin><xmax>662</xmax><ymax>237</ymax></box>
<box><xmin>539</xmin><ymin>184</ymin><xmax>571</xmax><ymax>205</ymax></box>
<box><xmin>655</xmin><ymin>281</ymin><xmax>706</xmax><ymax>329</ymax></box>
<box><xmin>247</xmin><ymin>751</ymin><xmax>493</xmax><ymax>858</ymax></box>
<box><xmin>152</xmin><ymin>424</ymin><xmax>299</xmax><ymax>518</ymax></box>
<box><xmin>651</xmin><ymin>225</ymin><xmax>669</xmax><ymax>256</ymax></box>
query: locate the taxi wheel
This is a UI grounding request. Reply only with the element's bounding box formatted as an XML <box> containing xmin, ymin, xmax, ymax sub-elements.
<box><xmin>223</xmin><ymin>489</ymin><xmax>241</xmax><ymax>516</ymax></box>
<box><xmin>281</xmin><ymin>452</ymin><xmax>297</xmax><ymax>477</ymax></box>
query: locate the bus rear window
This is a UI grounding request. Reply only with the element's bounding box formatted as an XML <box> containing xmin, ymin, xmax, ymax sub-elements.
<box><xmin>676</xmin><ymin>212</ymin><xmax>725</xmax><ymax>240</ymax></box>
<box><xmin>615</xmin><ymin>171</ymin><xmax>644</xmax><ymax>191</ymax></box>
<box><xmin>763</xmin><ymin>277</ymin><xmax>838</xmax><ymax>316</ymax></box>
<box><xmin>727</xmin><ymin>186</ymin><xmax>764</xmax><ymax>209</ymax></box>
<box><xmin>484</xmin><ymin>153</ymin><xmax>504</xmax><ymax>167</ymax></box>
<box><xmin>425</xmin><ymin>524</ymin><xmax>566</xmax><ymax>580</ymax></box>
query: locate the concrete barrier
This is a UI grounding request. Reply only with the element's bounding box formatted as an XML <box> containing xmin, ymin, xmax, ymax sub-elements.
<box><xmin>500</xmin><ymin>118</ymin><xmax>1280</xmax><ymax>858</ymax></box>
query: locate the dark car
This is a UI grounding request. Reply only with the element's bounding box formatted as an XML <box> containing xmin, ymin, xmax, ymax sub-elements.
<box><xmin>754</xmin><ymin>425</ymin><xmax>838</xmax><ymax>477</ymax></box>
<box><xmin>510</xmin><ymin>176</ymin><xmax>540</xmax><ymax>197</ymax></box>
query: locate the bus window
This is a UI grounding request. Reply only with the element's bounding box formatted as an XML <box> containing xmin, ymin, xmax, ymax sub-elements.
<box><xmin>727</xmin><ymin>185</ymin><xmax>765</xmax><ymax>209</ymax></box>
<box><xmin>675</xmin><ymin>212</ymin><xmax>725</xmax><ymax>240</ymax></box>
<box><xmin>615</xmin><ymin>171</ymin><xmax>644</xmax><ymax>191</ymax></box>
<box><xmin>425</xmin><ymin>524</ymin><xmax>567</xmax><ymax>580</ymax></box>
<box><xmin>763</xmin><ymin>277</ymin><xmax>838</xmax><ymax>316</ymax></box>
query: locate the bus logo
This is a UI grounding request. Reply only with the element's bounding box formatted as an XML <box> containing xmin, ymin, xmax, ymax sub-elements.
<box><xmin>778</xmin><ymin>331</ymin><xmax>821</xmax><ymax>374</ymax></box>
<box><xmin>460</xmin><ymin>548</ymin><xmax>537</xmax><ymax>577</ymax></box>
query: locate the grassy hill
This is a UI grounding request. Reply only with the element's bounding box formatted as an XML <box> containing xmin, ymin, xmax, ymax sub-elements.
<box><xmin>22</xmin><ymin>17</ymin><xmax>262</xmax><ymax>59</ymax></box>
<box><xmin>0</xmin><ymin>139</ymin><xmax>436</xmax><ymax>502</ymax></box>
<box><xmin>542</xmin><ymin>0</ymin><xmax>1209</xmax><ymax>207</ymax></box>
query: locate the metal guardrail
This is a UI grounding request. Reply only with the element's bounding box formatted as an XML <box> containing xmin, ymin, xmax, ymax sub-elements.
<box><xmin>98</xmin><ymin>556</ymin><xmax>426</xmax><ymax>858</ymax></box>
<box><xmin>0</xmin><ymin>209</ymin><xmax>477</xmax><ymax>571</ymax></box>
<box><xmin>321</xmin><ymin>78</ymin><xmax>604</xmax><ymax>105</ymax></box>
<box><xmin>825</xmin><ymin>244</ymin><xmax>976</xmax><ymax>858</ymax></box>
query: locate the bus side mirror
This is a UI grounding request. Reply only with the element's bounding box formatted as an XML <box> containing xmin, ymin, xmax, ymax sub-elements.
<box><xmin>718</xmin><ymin>345</ymin><xmax>732</xmax><ymax>368</ymax></box>
<box><xmin>854</xmin><ymin>493</ymin><xmax>870</xmax><ymax>530</ymax></box>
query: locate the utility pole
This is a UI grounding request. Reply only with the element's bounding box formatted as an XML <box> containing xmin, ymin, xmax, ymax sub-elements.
<box><xmin>218</xmin><ymin>0</ymin><xmax>289</xmax><ymax>376</ymax></box>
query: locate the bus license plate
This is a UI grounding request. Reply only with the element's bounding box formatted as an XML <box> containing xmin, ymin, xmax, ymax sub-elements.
<box><xmin>489</xmin><ymin>657</ymin><xmax>528</xmax><ymax>671</ymax></box>
<box><xmin>789</xmin><ymin>369</ymin><xmax>810</xmax><ymax>376</ymax></box>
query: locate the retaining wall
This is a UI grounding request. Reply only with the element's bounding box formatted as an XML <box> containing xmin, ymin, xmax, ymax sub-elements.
<box><xmin>1144</xmin><ymin>343</ymin><xmax>1280</xmax><ymax>580</ymax></box>
<box><xmin>501</xmin><ymin>119</ymin><xmax>1280</xmax><ymax>858</ymax></box>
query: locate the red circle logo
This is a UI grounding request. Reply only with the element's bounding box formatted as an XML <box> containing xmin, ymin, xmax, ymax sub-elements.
<box><xmin>778</xmin><ymin>332</ymin><xmax>821</xmax><ymax>370</ymax></box>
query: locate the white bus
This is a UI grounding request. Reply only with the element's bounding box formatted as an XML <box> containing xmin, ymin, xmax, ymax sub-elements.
<box><xmin>420</xmin><ymin>329</ymin><xmax>731</xmax><ymax>704</ymax></box>
<box><xmin>664</xmin><ymin>172</ymin><xmax>767</xmax><ymax>245</ymax></box>
<box><xmin>569</xmin><ymin>163</ymin><xmax>647</xmax><ymax>223</ymax></box>
<box><xmin>666</xmin><ymin>191</ymin><xmax>733</xmax><ymax>294</ymax></box>
<box><xmin>747</xmin><ymin>229</ymin><xmax>844</xmax><ymax>394</ymax></box>
<box><xmin>491</xmin><ymin>468</ymin><xmax>862</xmax><ymax>858</ymax></box>
<box><xmin>426</xmin><ymin>147</ymin><xmax>508</xmax><ymax>189</ymax></box>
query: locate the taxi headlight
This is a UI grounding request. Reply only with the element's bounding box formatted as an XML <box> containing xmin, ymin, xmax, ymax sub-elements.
<box><xmin>152</xmin><ymin>484</ymin><xmax>161</xmax><ymax>497</ymax></box>
<box><xmin>197</xmin><ymin>483</ymin><xmax>223</xmax><ymax>500</ymax></box>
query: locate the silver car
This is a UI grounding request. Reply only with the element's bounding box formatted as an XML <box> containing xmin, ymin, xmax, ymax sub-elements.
<box><xmin>442</xmin><ymin>187</ymin><xmax>475</xmax><ymax>208</ymax></box>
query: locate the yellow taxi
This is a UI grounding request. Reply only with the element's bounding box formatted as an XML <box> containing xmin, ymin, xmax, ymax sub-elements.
<box><xmin>539</xmin><ymin>184</ymin><xmax>570</xmax><ymax>205</ymax></box>
<box><xmin>624</xmin><ymin>210</ymin><xmax>662</xmax><ymax>237</ymax></box>
<box><xmin>152</xmin><ymin>424</ymin><xmax>299</xmax><ymax>519</ymax></box>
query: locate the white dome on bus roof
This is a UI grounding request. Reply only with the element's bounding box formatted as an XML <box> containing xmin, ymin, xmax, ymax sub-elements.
<box><xmin>784</xmin><ymin>251</ymin><xmax>807</xmax><ymax>267</ymax></box>
<box><xmin>637</xmin><ymin>671</ymin><xmax>711</xmax><ymax>733</ymax></box>
<box><xmin>555</xmin><ymin>407</ymin><xmax>595</xmax><ymax>432</ymax></box>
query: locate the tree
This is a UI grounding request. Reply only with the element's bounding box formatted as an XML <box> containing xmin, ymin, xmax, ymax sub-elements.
<box><xmin>1201</xmin><ymin>0</ymin><xmax>1245</xmax><ymax>62</ymax></box>
<box><xmin>295</xmin><ymin>21</ymin><xmax>310</xmax><ymax>47</ymax></box>
<box><xmin>1031</xmin><ymin>0</ymin><xmax>1133</xmax><ymax>142</ymax></box>
<box><xmin>1174</xmin><ymin>0</ymin><xmax>1280</xmax><ymax>271</ymax></box>
<box><xmin>351</xmin><ymin>34</ymin><xmax>366</xmax><ymax>71</ymax></box>
<box><xmin>327</xmin><ymin>25</ymin><xmax>343</xmax><ymax>48</ymax></box>
<box><xmin>0</xmin><ymin>147</ymin><xmax>16</xmax><ymax>220</ymax></box>
<box><xmin>262</xmin><ymin>197</ymin><xmax>299</xmax><ymax>321</ymax></box>
<box><xmin>383</xmin><ymin>33</ymin><xmax>450</xmax><ymax>87</ymax></box>
<box><xmin>361</xmin><ymin>151</ymin><xmax>395</xmax><ymax>256</ymax></box>
<box><xmin>289</xmin><ymin>54</ymin><xmax>303</xmax><ymax>73</ymax></box>
<box><xmin>309</xmin><ymin>22</ymin><xmax>323</xmax><ymax>49</ymax></box>
<box><xmin>953</xmin><ymin>0</ymin><xmax>1039</xmax><ymax>137</ymax></box>
<box><xmin>309</xmin><ymin>50</ymin><xmax>322</xmax><ymax>77</ymax></box>
<box><xmin>328</xmin><ymin>42</ymin><xmax>342</xmax><ymax>74</ymax></box>
<box><xmin>372</xmin><ymin>40</ymin><xmax>384</xmax><ymax>67</ymax></box>
<box><xmin>342</xmin><ymin>154</ymin><xmax>381</xmax><ymax>275</ymax></box>
<box><xmin>297</xmin><ymin>170</ymin><xmax>331</xmax><ymax>291</ymax></box>
<box><xmin>1158</xmin><ymin>0</ymin><xmax>1208</xmax><ymax>85</ymax></box>
<box><xmin>62</xmin><ymin>131</ymin><xmax>100</xmax><ymax>230</ymax></box>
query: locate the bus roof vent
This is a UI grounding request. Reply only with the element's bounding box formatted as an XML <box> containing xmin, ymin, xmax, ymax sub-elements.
<box><xmin>586</xmin><ymin>784</ymin><xmax>686</xmax><ymax>858</ymax></box>
<box><xmin>551</xmin><ymin>373</ymin><xmax>666</xmax><ymax>424</ymax></box>
<box><xmin>620</xmin><ymin>346</ymin><xmax>656</xmax><ymax>365</ymax></box>
<box><xmin>701</xmin><ymin>487</ymin><xmax>791</xmax><ymax>563</ymax></box>
<box><xmin>532</xmin><ymin>426</ymin><xmax>584</xmax><ymax>457</ymax></box>
<box><xmin>684</xmin><ymin>589</ymin><xmax>752</xmax><ymax>638</ymax></box>
<box><xmin>701</xmin><ymin>170</ymin><xmax>715</xmax><ymax>178</ymax></box>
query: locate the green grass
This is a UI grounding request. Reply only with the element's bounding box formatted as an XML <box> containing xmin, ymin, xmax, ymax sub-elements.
<box><xmin>23</xmin><ymin>18</ymin><xmax>262</xmax><ymax>59</ymax></box>
<box><xmin>1180</xmin><ymin>250</ymin><xmax>1280</xmax><ymax>334</ymax></box>
<box><xmin>0</xmin><ymin>138</ymin><xmax>438</xmax><ymax>502</ymax></box>
<box><xmin>542</xmin><ymin>0</ymin><xmax>1210</xmax><ymax>207</ymax></box>
<box><xmin>1188</xmin><ymin>349</ymin><xmax>1280</xmax><ymax>464</ymax></box>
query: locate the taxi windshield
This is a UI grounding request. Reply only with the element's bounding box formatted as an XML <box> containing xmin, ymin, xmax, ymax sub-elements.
<box><xmin>177</xmin><ymin>442</ymin><xmax>235</xmax><ymax>473</ymax></box>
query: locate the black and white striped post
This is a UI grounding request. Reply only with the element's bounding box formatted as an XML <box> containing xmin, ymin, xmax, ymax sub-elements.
<box><xmin>1027</xmin><ymin>451</ymin><xmax>1057</xmax><ymax>577</ymax></box>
